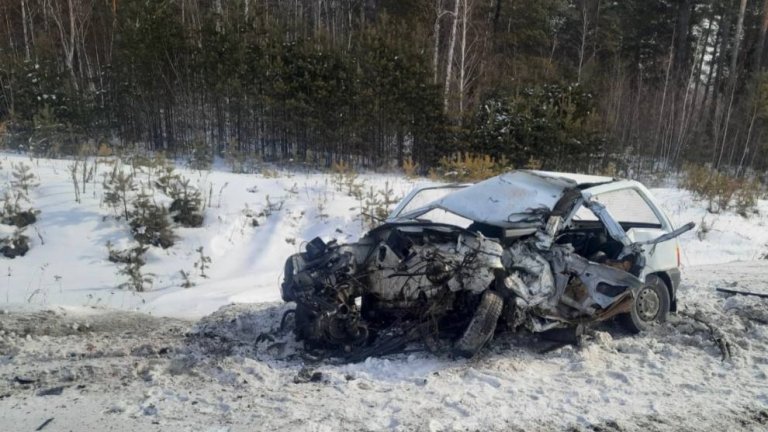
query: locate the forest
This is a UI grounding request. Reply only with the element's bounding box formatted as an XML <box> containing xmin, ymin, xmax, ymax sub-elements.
<box><xmin>1</xmin><ymin>0</ymin><xmax>768</xmax><ymax>175</ymax></box>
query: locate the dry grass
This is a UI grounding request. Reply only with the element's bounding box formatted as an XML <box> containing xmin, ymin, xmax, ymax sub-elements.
<box><xmin>433</xmin><ymin>152</ymin><xmax>510</xmax><ymax>182</ymax></box>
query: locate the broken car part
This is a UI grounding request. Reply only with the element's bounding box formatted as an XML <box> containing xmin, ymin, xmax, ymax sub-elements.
<box><xmin>281</xmin><ymin>171</ymin><xmax>693</xmax><ymax>360</ymax></box>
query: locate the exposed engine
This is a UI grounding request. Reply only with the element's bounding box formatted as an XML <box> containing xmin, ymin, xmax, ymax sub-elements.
<box><xmin>281</xmin><ymin>224</ymin><xmax>504</xmax><ymax>357</ymax></box>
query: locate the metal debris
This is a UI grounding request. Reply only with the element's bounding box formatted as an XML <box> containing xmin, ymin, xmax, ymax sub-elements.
<box><xmin>281</xmin><ymin>171</ymin><xmax>694</xmax><ymax>360</ymax></box>
<box><xmin>35</xmin><ymin>418</ymin><xmax>54</xmax><ymax>431</ymax></box>
<box><xmin>716</xmin><ymin>288</ymin><xmax>768</xmax><ymax>299</ymax></box>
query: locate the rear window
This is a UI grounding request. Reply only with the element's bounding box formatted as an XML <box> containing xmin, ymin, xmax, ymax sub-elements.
<box><xmin>574</xmin><ymin>188</ymin><xmax>662</xmax><ymax>226</ymax></box>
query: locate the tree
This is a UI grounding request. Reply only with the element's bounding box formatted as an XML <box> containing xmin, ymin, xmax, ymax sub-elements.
<box><xmin>754</xmin><ymin>0</ymin><xmax>768</xmax><ymax>73</ymax></box>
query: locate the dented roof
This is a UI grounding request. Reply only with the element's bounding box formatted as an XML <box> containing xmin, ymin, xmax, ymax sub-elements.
<box><xmin>395</xmin><ymin>170</ymin><xmax>613</xmax><ymax>228</ymax></box>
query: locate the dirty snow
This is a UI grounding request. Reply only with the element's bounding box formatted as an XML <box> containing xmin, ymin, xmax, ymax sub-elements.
<box><xmin>2</xmin><ymin>262</ymin><xmax>768</xmax><ymax>431</ymax></box>
<box><xmin>1</xmin><ymin>152</ymin><xmax>768</xmax><ymax>431</ymax></box>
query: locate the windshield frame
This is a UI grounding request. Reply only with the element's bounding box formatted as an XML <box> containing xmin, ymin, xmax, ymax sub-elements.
<box><xmin>387</xmin><ymin>184</ymin><xmax>469</xmax><ymax>221</ymax></box>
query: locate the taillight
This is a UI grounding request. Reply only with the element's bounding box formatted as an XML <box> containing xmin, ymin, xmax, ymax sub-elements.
<box><xmin>676</xmin><ymin>244</ymin><xmax>681</xmax><ymax>267</ymax></box>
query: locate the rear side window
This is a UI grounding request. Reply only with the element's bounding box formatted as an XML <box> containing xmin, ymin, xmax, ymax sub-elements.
<box><xmin>586</xmin><ymin>188</ymin><xmax>662</xmax><ymax>226</ymax></box>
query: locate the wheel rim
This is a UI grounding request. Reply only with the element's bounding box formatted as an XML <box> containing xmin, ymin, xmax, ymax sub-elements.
<box><xmin>636</xmin><ymin>287</ymin><xmax>660</xmax><ymax>321</ymax></box>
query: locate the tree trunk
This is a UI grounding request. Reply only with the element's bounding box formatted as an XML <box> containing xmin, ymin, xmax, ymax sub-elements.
<box><xmin>673</xmin><ymin>0</ymin><xmax>692</xmax><ymax>82</ymax></box>
<box><xmin>21</xmin><ymin>0</ymin><xmax>30</xmax><ymax>60</ymax></box>
<box><xmin>433</xmin><ymin>0</ymin><xmax>443</xmax><ymax>84</ymax></box>
<box><xmin>710</xmin><ymin>9</ymin><xmax>733</xmax><ymax>139</ymax></box>
<box><xmin>701</xmin><ymin>14</ymin><xmax>722</xmax><ymax>117</ymax></box>
<box><xmin>754</xmin><ymin>0</ymin><xmax>768</xmax><ymax>72</ymax></box>
<box><xmin>458</xmin><ymin>0</ymin><xmax>471</xmax><ymax>117</ymax></box>
<box><xmin>444</xmin><ymin>0</ymin><xmax>459</xmax><ymax>111</ymax></box>
<box><xmin>577</xmin><ymin>0</ymin><xmax>589</xmax><ymax>83</ymax></box>
<box><xmin>729</xmin><ymin>0</ymin><xmax>748</xmax><ymax>91</ymax></box>
<box><xmin>690</xmin><ymin>14</ymin><xmax>714</xmax><ymax>121</ymax></box>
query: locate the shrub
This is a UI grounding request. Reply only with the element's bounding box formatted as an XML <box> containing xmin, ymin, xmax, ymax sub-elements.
<box><xmin>681</xmin><ymin>164</ymin><xmax>762</xmax><ymax>215</ymax></box>
<box><xmin>0</xmin><ymin>229</ymin><xmax>30</xmax><ymax>258</ymax></box>
<box><xmin>225</xmin><ymin>145</ymin><xmax>249</xmax><ymax>173</ymax></box>
<box><xmin>168</xmin><ymin>183</ymin><xmax>205</xmax><ymax>227</ymax></box>
<box><xmin>156</xmin><ymin>168</ymin><xmax>204</xmax><ymax>227</ymax></box>
<box><xmin>331</xmin><ymin>159</ymin><xmax>364</xmax><ymax>199</ymax></box>
<box><xmin>97</xmin><ymin>143</ymin><xmax>112</xmax><ymax>157</ymax></box>
<box><xmin>10</xmin><ymin>162</ymin><xmax>39</xmax><ymax>194</ymax></box>
<box><xmin>402</xmin><ymin>156</ymin><xmax>419</xmax><ymax>178</ymax></box>
<box><xmin>188</xmin><ymin>137</ymin><xmax>212</xmax><ymax>170</ymax></box>
<box><xmin>117</xmin><ymin>252</ymin><xmax>153</xmax><ymax>292</ymax></box>
<box><xmin>102</xmin><ymin>164</ymin><xmax>136</xmax><ymax>220</ymax></box>
<box><xmin>1</xmin><ymin>190</ymin><xmax>38</xmax><ymax>228</ymax></box>
<box><xmin>107</xmin><ymin>243</ymin><xmax>152</xmax><ymax>291</ymax></box>
<box><xmin>680</xmin><ymin>163</ymin><xmax>710</xmax><ymax>194</ymax></box>
<box><xmin>708</xmin><ymin>173</ymin><xmax>739</xmax><ymax>213</ymax></box>
<box><xmin>106</xmin><ymin>242</ymin><xmax>148</xmax><ymax>265</ymax></box>
<box><xmin>433</xmin><ymin>152</ymin><xmax>509</xmax><ymax>181</ymax></box>
<box><xmin>129</xmin><ymin>191</ymin><xmax>175</xmax><ymax>248</ymax></box>
<box><xmin>359</xmin><ymin>182</ymin><xmax>401</xmax><ymax>229</ymax></box>
<box><xmin>194</xmin><ymin>246</ymin><xmax>211</xmax><ymax>278</ymax></box>
<box><xmin>734</xmin><ymin>178</ymin><xmax>762</xmax><ymax>217</ymax></box>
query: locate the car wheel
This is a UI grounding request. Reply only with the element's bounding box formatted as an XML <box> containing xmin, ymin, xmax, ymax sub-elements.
<box><xmin>454</xmin><ymin>290</ymin><xmax>503</xmax><ymax>358</ymax></box>
<box><xmin>619</xmin><ymin>274</ymin><xmax>670</xmax><ymax>333</ymax></box>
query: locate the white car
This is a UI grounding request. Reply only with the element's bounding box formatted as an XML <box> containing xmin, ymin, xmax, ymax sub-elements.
<box><xmin>282</xmin><ymin>171</ymin><xmax>693</xmax><ymax>360</ymax></box>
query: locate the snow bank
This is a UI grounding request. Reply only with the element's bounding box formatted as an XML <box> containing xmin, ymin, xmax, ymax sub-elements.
<box><xmin>652</xmin><ymin>187</ymin><xmax>768</xmax><ymax>266</ymax></box>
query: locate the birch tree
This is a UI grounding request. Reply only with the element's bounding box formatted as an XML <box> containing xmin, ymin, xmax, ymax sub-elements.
<box><xmin>444</xmin><ymin>0</ymin><xmax>458</xmax><ymax>111</ymax></box>
<box><xmin>457</xmin><ymin>0</ymin><xmax>481</xmax><ymax>118</ymax></box>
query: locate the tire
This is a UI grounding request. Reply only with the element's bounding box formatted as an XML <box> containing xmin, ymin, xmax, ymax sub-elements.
<box><xmin>454</xmin><ymin>290</ymin><xmax>504</xmax><ymax>358</ymax></box>
<box><xmin>619</xmin><ymin>274</ymin><xmax>671</xmax><ymax>333</ymax></box>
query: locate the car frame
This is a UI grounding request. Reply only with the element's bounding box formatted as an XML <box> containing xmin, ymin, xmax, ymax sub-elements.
<box><xmin>281</xmin><ymin>170</ymin><xmax>693</xmax><ymax>359</ymax></box>
<box><xmin>389</xmin><ymin>172</ymin><xmax>685</xmax><ymax>312</ymax></box>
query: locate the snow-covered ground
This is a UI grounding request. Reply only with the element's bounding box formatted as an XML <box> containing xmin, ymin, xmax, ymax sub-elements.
<box><xmin>0</xmin><ymin>153</ymin><xmax>417</xmax><ymax>318</ymax></box>
<box><xmin>1</xmin><ymin>152</ymin><xmax>768</xmax><ymax>431</ymax></box>
<box><xmin>1</xmin><ymin>261</ymin><xmax>767</xmax><ymax>431</ymax></box>
<box><xmin>1</xmin><ymin>152</ymin><xmax>766</xmax><ymax>318</ymax></box>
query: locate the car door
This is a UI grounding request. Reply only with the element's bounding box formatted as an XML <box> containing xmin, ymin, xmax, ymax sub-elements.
<box><xmin>580</xmin><ymin>185</ymin><xmax>678</xmax><ymax>278</ymax></box>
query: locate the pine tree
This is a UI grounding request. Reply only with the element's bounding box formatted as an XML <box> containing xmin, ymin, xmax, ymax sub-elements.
<box><xmin>102</xmin><ymin>165</ymin><xmax>136</xmax><ymax>220</ymax></box>
<box><xmin>129</xmin><ymin>189</ymin><xmax>175</xmax><ymax>249</ymax></box>
<box><xmin>10</xmin><ymin>163</ymin><xmax>39</xmax><ymax>195</ymax></box>
<box><xmin>168</xmin><ymin>177</ymin><xmax>204</xmax><ymax>228</ymax></box>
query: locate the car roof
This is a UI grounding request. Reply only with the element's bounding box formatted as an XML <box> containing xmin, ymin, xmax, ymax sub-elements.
<box><xmin>529</xmin><ymin>170</ymin><xmax>615</xmax><ymax>186</ymax></box>
<box><xmin>393</xmin><ymin>171</ymin><xmax>585</xmax><ymax>228</ymax></box>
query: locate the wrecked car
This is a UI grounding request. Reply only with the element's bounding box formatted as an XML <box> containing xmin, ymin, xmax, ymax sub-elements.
<box><xmin>281</xmin><ymin>171</ymin><xmax>694</xmax><ymax>360</ymax></box>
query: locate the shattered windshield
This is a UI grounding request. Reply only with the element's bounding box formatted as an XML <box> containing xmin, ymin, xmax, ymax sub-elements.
<box><xmin>407</xmin><ymin>208</ymin><xmax>474</xmax><ymax>227</ymax></box>
<box><xmin>392</xmin><ymin>172</ymin><xmax>576</xmax><ymax>228</ymax></box>
<box><xmin>390</xmin><ymin>185</ymin><xmax>467</xmax><ymax>218</ymax></box>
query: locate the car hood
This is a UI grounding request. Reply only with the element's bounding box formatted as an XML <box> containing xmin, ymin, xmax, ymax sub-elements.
<box><xmin>394</xmin><ymin>171</ymin><xmax>600</xmax><ymax>228</ymax></box>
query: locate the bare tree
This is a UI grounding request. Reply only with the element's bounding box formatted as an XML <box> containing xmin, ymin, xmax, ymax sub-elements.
<box><xmin>577</xmin><ymin>0</ymin><xmax>589</xmax><ymax>83</ymax></box>
<box><xmin>21</xmin><ymin>0</ymin><xmax>30</xmax><ymax>60</ymax></box>
<box><xmin>728</xmin><ymin>0</ymin><xmax>747</xmax><ymax>91</ymax></box>
<box><xmin>431</xmin><ymin>0</ymin><xmax>445</xmax><ymax>84</ymax></box>
<box><xmin>444</xmin><ymin>0</ymin><xmax>458</xmax><ymax>111</ymax></box>
<box><xmin>47</xmin><ymin>0</ymin><xmax>78</xmax><ymax>89</ymax></box>
<box><xmin>457</xmin><ymin>0</ymin><xmax>481</xmax><ymax>117</ymax></box>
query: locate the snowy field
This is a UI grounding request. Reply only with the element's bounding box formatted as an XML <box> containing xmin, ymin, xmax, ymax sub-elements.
<box><xmin>1</xmin><ymin>152</ymin><xmax>768</xmax><ymax>431</ymax></box>
<box><xmin>0</xmin><ymin>152</ymin><xmax>766</xmax><ymax>317</ymax></box>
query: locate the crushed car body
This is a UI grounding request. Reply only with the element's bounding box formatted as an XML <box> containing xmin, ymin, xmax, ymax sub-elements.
<box><xmin>281</xmin><ymin>171</ymin><xmax>694</xmax><ymax>360</ymax></box>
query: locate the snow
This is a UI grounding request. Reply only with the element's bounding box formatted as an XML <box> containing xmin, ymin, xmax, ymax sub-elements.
<box><xmin>2</xmin><ymin>262</ymin><xmax>768</xmax><ymax>430</ymax></box>
<box><xmin>3</xmin><ymin>152</ymin><xmax>765</xmax><ymax>319</ymax></box>
<box><xmin>0</xmin><ymin>153</ymin><xmax>416</xmax><ymax>318</ymax></box>
<box><xmin>1</xmin><ymin>152</ymin><xmax>768</xmax><ymax>430</ymax></box>
<box><xmin>654</xmin><ymin>187</ymin><xmax>768</xmax><ymax>265</ymax></box>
